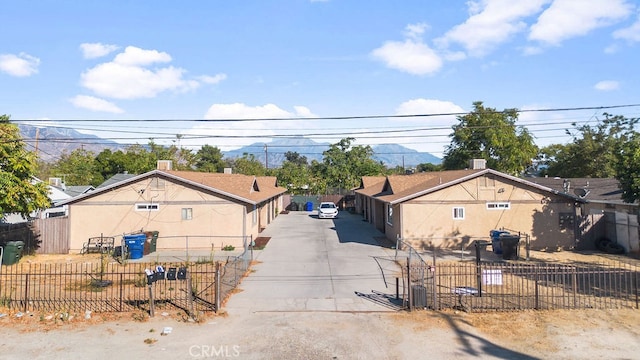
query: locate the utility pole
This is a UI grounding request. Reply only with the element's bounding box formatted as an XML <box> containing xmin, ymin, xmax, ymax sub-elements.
<box><xmin>263</xmin><ymin>144</ymin><xmax>268</xmax><ymax>169</ymax></box>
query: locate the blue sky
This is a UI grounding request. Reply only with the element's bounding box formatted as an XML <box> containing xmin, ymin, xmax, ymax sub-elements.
<box><xmin>1</xmin><ymin>0</ymin><xmax>639</xmax><ymax>158</ymax></box>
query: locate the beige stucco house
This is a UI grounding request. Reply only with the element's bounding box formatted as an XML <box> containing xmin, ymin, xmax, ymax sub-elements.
<box><xmin>354</xmin><ymin>169</ymin><xmax>623</xmax><ymax>252</ymax></box>
<box><xmin>56</xmin><ymin>170</ymin><xmax>287</xmax><ymax>253</ymax></box>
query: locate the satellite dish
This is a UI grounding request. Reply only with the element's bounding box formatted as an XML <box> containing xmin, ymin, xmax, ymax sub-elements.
<box><xmin>574</xmin><ymin>188</ymin><xmax>590</xmax><ymax>198</ymax></box>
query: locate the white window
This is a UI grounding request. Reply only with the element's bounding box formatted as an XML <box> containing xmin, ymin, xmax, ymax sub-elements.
<box><xmin>487</xmin><ymin>202</ymin><xmax>510</xmax><ymax>210</ymax></box>
<box><xmin>453</xmin><ymin>207</ymin><xmax>465</xmax><ymax>220</ymax></box>
<box><xmin>135</xmin><ymin>203</ymin><xmax>159</xmax><ymax>211</ymax></box>
<box><xmin>181</xmin><ymin>208</ymin><xmax>193</xmax><ymax>220</ymax></box>
<box><xmin>387</xmin><ymin>205</ymin><xmax>393</xmax><ymax>226</ymax></box>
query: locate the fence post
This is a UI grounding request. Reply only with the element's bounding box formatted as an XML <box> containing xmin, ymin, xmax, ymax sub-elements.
<box><xmin>635</xmin><ymin>270</ymin><xmax>638</xmax><ymax>310</ymax></box>
<box><xmin>119</xmin><ymin>273</ymin><xmax>124</xmax><ymax>312</ymax></box>
<box><xmin>407</xmin><ymin>256</ymin><xmax>412</xmax><ymax>312</ymax></box>
<box><xmin>148</xmin><ymin>283</ymin><xmax>155</xmax><ymax>317</ymax></box>
<box><xmin>534</xmin><ymin>266</ymin><xmax>540</xmax><ymax>310</ymax></box>
<box><xmin>186</xmin><ymin>271</ymin><xmax>195</xmax><ymax>319</ymax></box>
<box><xmin>24</xmin><ymin>273</ymin><xmax>29</xmax><ymax>313</ymax></box>
<box><xmin>432</xmin><ymin>247</ymin><xmax>438</xmax><ymax>310</ymax></box>
<box><xmin>215</xmin><ymin>261</ymin><xmax>221</xmax><ymax>313</ymax></box>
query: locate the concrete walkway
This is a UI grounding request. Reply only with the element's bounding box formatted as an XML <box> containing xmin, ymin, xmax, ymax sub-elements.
<box><xmin>225</xmin><ymin>211</ymin><xmax>400</xmax><ymax>314</ymax></box>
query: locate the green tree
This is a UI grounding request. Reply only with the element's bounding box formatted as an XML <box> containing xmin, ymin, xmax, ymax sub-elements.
<box><xmin>615</xmin><ymin>131</ymin><xmax>640</xmax><ymax>203</ymax></box>
<box><xmin>316</xmin><ymin>138</ymin><xmax>386</xmax><ymax>193</ymax></box>
<box><xmin>442</xmin><ymin>101</ymin><xmax>538</xmax><ymax>175</ymax></box>
<box><xmin>195</xmin><ymin>144</ymin><xmax>226</xmax><ymax>172</ymax></box>
<box><xmin>276</xmin><ymin>152</ymin><xmax>311</xmax><ymax>194</ymax></box>
<box><xmin>540</xmin><ymin>113</ymin><xmax>635</xmax><ymax>178</ymax></box>
<box><xmin>51</xmin><ymin>148</ymin><xmax>101</xmax><ymax>186</ymax></box>
<box><xmin>0</xmin><ymin>115</ymin><xmax>51</xmax><ymax>217</ymax></box>
<box><xmin>230</xmin><ymin>153</ymin><xmax>265</xmax><ymax>176</ymax></box>
<box><xmin>284</xmin><ymin>151</ymin><xmax>308</xmax><ymax>166</ymax></box>
<box><xmin>95</xmin><ymin>148</ymin><xmax>129</xmax><ymax>180</ymax></box>
<box><xmin>416</xmin><ymin>162</ymin><xmax>442</xmax><ymax>172</ymax></box>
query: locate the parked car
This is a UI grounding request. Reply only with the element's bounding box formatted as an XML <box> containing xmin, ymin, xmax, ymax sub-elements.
<box><xmin>317</xmin><ymin>202</ymin><xmax>338</xmax><ymax>219</ymax></box>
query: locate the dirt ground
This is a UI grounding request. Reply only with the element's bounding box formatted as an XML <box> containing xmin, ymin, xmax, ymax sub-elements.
<box><xmin>1</xmin><ymin>250</ymin><xmax>638</xmax><ymax>359</ymax></box>
<box><xmin>1</xmin><ymin>305</ymin><xmax>639</xmax><ymax>359</ymax></box>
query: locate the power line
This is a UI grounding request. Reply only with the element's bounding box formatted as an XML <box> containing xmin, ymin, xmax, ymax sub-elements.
<box><xmin>10</xmin><ymin>103</ymin><xmax>640</xmax><ymax>123</ymax></box>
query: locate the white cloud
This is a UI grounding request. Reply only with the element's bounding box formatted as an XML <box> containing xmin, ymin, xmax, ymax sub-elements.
<box><xmin>79</xmin><ymin>43</ymin><xmax>119</xmax><ymax>59</ymax></box>
<box><xmin>436</xmin><ymin>0</ymin><xmax>549</xmax><ymax>57</ymax></box>
<box><xmin>390</xmin><ymin>99</ymin><xmax>466</xmax><ymax>154</ymax></box>
<box><xmin>197</xmin><ymin>73</ymin><xmax>227</xmax><ymax>84</ymax></box>
<box><xmin>404</xmin><ymin>23</ymin><xmax>429</xmax><ymax>40</ymax></box>
<box><xmin>80</xmin><ymin>46</ymin><xmax>223</xmax><ymax>100</ymax></box>
<box><xmin>187</xmin><ymin>103</ymin><xmax>318</xmax><ymax>150</ymax></box>
<box><xmin>613</xmin><ymin>14</ymin><xmax>640</xmax><ymax>42</ymax></box>
<box><xmin>530</xmin><ymin>0</ymin><xmax>632</xmax><ymax>45</ymax></box>
<box><xmin>113</xmin><ymin>46</ymin><xmax>172</xmax><ymax>66</ymax></box>
<box><xmin>0</xmin><ymin>52</ymin><xmax>40</xmax><ymax>77</ymax></box>
<box><xmin>372</xmin><ymin>40</ymin><xmax>442</xmax><ymax>76</ymax></box>
<box><xmin>69</xmin><ymin>95</ymin><xmax>125</xmax><ymax>113</ymax></box>
<box><xmin>594</xmin><ymin>80</ymin><xmax>620</xmax><ymax>91</ymax></box>
<box><xmin>371</xmin><ymin>22</ymin><xmax>442</xmax><ymax>75</ymax></box>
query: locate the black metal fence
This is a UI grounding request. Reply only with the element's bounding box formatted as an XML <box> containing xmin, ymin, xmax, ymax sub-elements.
<box><xmin>0</xmin><ymin>262</ymin><xmax>219</xmax><ymax>314</ymax></box>
<box><xmin>408</xmin><ymin>261</ymin><xmax>640</xmax><ymax>312</ymax></box>
<box><xmin>0</xmin><ymin>238</ymin><xmax>253</xmax><ymax>316</ymax></box>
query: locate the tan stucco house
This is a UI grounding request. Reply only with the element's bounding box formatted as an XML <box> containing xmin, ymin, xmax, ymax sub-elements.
<box><xmin>56</xmin><ymin>170</ymin><xmax>287</xmax><ymax>253</ymax></box>
<box><xmin>354</xmin><ymin>169</ymin><xmax>638</xmax><ymax>252</ymax></box>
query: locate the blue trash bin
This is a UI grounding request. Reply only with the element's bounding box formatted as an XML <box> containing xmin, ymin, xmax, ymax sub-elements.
<box><xmin>124</xmin><ymin>234</ymin><xmax>146</xmax><ymax>259</ymax></box>
<box><xmin>305</xmin><ymin>201</ymin><xmax>313</xmax><ymax>211</ymax></box>
<box><xmin>490</xmin><ymin>230</ymin><xmax>509</xmax><ymax>255</ymax></box>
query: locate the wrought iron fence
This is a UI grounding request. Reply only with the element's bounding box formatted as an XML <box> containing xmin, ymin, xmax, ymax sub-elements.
<box><xmin>0</xmin><ymin>261</ymin><xmax>219</xmax><ymax>314</ymax></box>
<box><xmin>407</xmin><ymin>261</ymin><xmax>640</xmax><ymax>312</ymax></box>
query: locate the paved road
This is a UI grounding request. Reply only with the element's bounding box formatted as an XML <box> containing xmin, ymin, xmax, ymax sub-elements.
<box><xmin>226</xmin><ymin>211</ymin><xmax>399</xmax><ymax>314</ymax></box>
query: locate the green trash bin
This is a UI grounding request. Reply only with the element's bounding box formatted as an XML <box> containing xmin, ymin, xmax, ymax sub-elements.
<box><xmin>2</xmin><ymin>241</ymin><xmax>24</xmax><ymax>265</ymax></box>
<box><xmin>150</xmin><ymin>231</ymin><xmax>159</xmax><ymax>253</ymax></box>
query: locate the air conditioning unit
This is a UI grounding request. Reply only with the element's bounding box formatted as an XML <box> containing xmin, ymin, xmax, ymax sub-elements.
<box><xmin>157</xmin><ymin>160</ymin><xmax>173</xmax><ymax>170</ymax></box>
<box><xmin>49</xmin><ymin>177</ymin><xmax>63</xmax><ymax>187</ymax></box>
<box><xmin>470</xmin><ymin>159</ymin><xmax>486</xmax><ymax>170</ymax></box>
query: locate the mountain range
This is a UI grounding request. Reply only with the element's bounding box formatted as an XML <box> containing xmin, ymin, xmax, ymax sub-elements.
<box><xmin>18</xmin><ymin>125</ymin><xmax>441</xmax><ymax>167</ymax></box>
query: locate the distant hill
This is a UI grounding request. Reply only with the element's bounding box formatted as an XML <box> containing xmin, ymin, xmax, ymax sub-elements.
<box><xmin>17</xmin><ymin>125</ymin><xmax>442</xmax><ymax>167</ymax></box>
<box><xmin>18</xmin><ymin>124</ymin><xmax>123</xmax><ymax>162</ymax></box>
<box><xmin>372</xmin><ymin>144</ymin><xmax>442</xmax><ymax>167</ymax></box>
<box><xmin>224</xmin><ymin>137</ymin><xmax>441</xmax><ymax>168</ymax></box>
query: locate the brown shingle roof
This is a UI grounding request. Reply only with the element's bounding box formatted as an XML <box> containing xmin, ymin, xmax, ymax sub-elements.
<box><xmin>355</xmin><ymin>176</ymin><xmax>386</xmax><ymax>196</ymax></box>
<box><xmin>378</xmin><ymin>170</ymin><xmax>484</xmax><ymax>203</ymax></box>
<box><xmin>163</xmin><ymin>171</ymin><xmax>286</xmax><ymax>203</ymax></box>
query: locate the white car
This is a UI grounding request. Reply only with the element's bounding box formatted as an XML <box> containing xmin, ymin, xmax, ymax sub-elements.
<box><xmin>317</xmin><ymin>202</ymin><xmax>338</xmax><ymax>219</ymax></box>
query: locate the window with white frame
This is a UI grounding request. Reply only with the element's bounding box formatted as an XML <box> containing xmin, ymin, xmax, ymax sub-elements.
<box><xmin>486</xmin><ymin>202</ymin><xmax>511</xmax><ymax>210</ymax></box>
<box><xmin>386</xmin><ymin>204</ymin><xmax>393</xmax><ymax>226</ymax></box>
<box><xmin>135</xmin><ymin>203</ymin><xmax>159</xmax><ymax>211</ymax></box>
<box><xmin>181</xmin><ymin>208</ymin><xmax>193</xmax><ymax>220</ymax></box>
<box><xmin>453</xmin><ymin>207</ymin><xmax>465</xmax><ymax>220</ymax></box>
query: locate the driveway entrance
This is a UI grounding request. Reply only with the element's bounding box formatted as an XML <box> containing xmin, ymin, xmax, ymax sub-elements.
<box><xmin>225</xmin><ymin>211</ymin><xmax>399</xmax><ymax>313</ymax></box>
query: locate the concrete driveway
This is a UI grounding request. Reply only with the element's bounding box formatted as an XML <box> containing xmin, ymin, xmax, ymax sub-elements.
<box><xmin>225</xmin><ymin>210</ymin><xmax>400</xmax><ymax>314</ymax></box>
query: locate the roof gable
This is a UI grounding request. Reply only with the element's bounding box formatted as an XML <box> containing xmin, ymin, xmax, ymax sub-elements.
<box><xmin>362</xmin><ymin>169</ymin><xmax>582</xmax><ymax>204</ymax></box>
<box><xmin>57</xmin><ymin>170</ymin><xmax>287</xmax><ymax>206</ymax></box>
